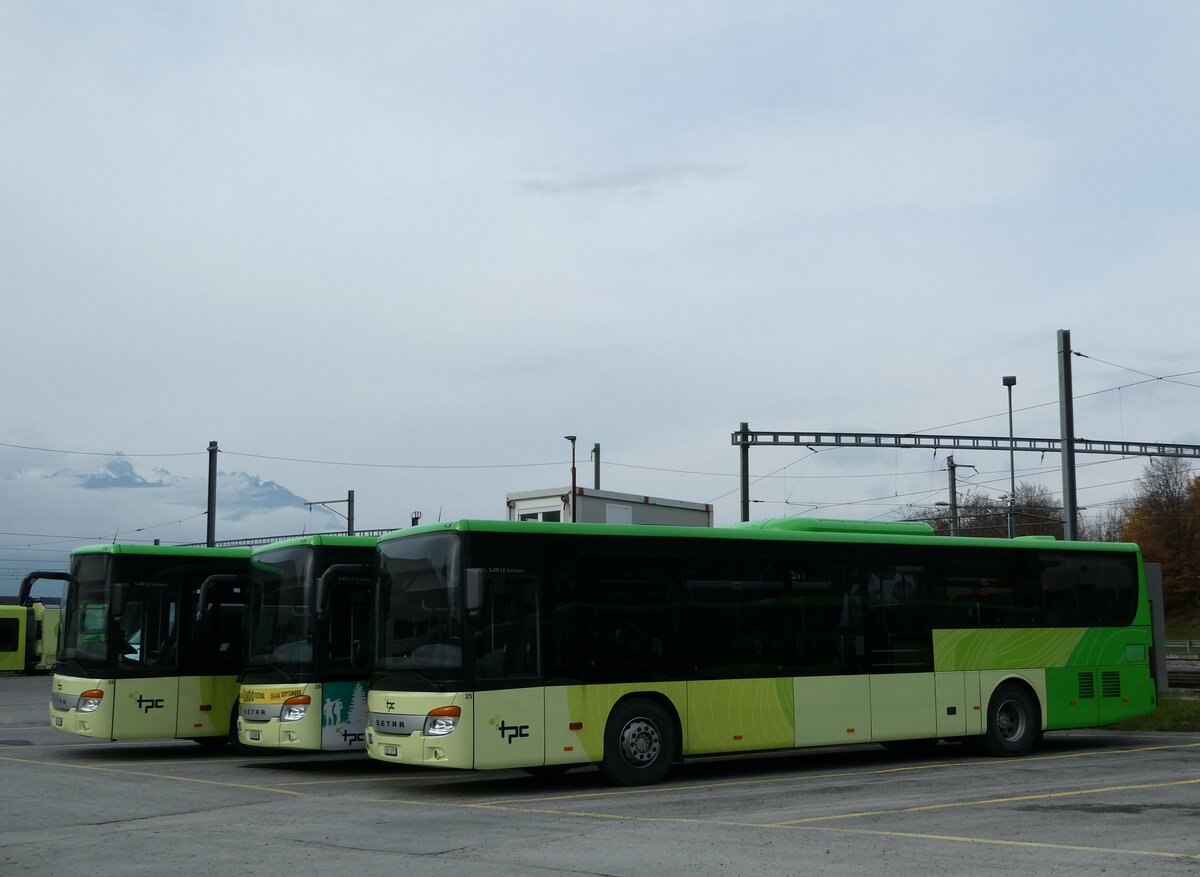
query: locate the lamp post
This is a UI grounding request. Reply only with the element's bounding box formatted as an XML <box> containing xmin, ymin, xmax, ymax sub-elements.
<box><xmin>1003</xmin><ymin>375</ymin><xmax>1017</xmax><ymax>538</ymax></box>
<box><xmin>564</xmin><ymin>435</ymin><xmax>577</xmax><ymax>522</ymax></box>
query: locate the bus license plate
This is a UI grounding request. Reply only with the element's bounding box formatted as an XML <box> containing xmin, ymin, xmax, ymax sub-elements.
<box><xmin>384</xmin><ymin>745</ymin><xmax>398</xmax><ymax>756</ymax></box>
<box><xmin>55</xmin><ymin>717</ymin><xmax>63</xmax><ymax>726</ymax></box>
<box><xmin>249</xmin><ymin>731</ymin><xmax>260</xmax><ymax>741</ymax></box>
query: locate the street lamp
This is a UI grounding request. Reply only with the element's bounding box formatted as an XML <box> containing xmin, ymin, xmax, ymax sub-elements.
<box><xmin>564</xmin><ymin>436</ymin><xmax>577</xmax><ymax>522</ymax></box>
<box><xmin>1003</xmin><ymin>375</ymin><xmax>1017</xmax><ymax>538</ymax></box>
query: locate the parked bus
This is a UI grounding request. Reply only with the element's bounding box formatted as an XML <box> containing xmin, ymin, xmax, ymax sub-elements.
<box><xmin>30</xmin><ymin>544</ymin><xmax>251</xmax><ymax>746</ymax></box>
<box><xmin>1</xmin><ymin>590</ymin><xmax>61</xmax><ymax>674</ymax></box>
<box><xmin>364</xmin><ymin>518</ymin><xmax>1155</xmax><ymax>784</ymax></box>
<box><xmin>237</xmin><ymin>535</ymin><xmax>376</xmax><ymax>751</ymax></box>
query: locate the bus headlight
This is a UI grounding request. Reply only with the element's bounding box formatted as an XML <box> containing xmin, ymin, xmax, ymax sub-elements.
<box><xmin>77</xmin><ymin>690</ymin><xmax>105</xmax><ymax>713</ymax></box>
<box><xmin>423</xmin><ymin>705</ymin><xmax>461</xmax><ymax>736</ymax></box>
<box><xmin>280</xmin><ymin>695</ymin><xmax>311</xmax><ymax>722</ymax></box>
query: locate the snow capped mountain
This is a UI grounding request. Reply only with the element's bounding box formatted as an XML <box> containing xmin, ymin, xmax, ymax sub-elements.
<box><xmin>1</xmin><ymin>449</ymin><xmax>344</xmax><ymax>555</ymax></box>
<box><xmin>78</xmin><ymin>455</ymin><xmax>182</xmax><ymax>489</ymax></box>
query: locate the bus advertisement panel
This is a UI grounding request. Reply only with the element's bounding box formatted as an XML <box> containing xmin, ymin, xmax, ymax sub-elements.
<box><xmin>364</xmin><ymin>518</ymin><xmax>1154</xmax><ymax>785</ymax></box>
<box><xmin>237</xmin><ymin>536</ymin><xmax>376</xmax><ymax>751</ymax></box>
<box><xmin>40</xmin><ymin>545</ymin><xmax>251</xmax><ymax>746</ymax></box>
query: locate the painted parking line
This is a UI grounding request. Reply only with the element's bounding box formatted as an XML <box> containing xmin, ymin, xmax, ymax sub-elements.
<box><xmin>0</xmin><ymin>753</ymin><xmax>304</xmax><ymax>797</ymax></box>
<box><xmin>469</xmin><ymin>739</ymin><xmax>1200</xmax><ymax>807</ymax></box>
<box><xmin>788</xmin><ymin>824</ymin><xmax>1200</xmax><ymax>863</ymax></box>
<box><xmin>769</xmin><ymin>776</ymin><xmax>1200</xmax><ymax>825</ymax></box>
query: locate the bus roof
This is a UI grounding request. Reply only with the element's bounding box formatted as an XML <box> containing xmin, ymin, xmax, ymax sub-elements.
<box><xmin>70</xmin><ymin>544</ymin><xmax>253</xmax><ymax>559</ymax></box>
<box><xmin>248</xmin><ymin>534</ymin><xmax>379</xmax><ymax>556</ymax></box>
<box><xmin>376</xmin><ymin>518</ymin><xmax>1140</xmax><ymax>554</ymax></box>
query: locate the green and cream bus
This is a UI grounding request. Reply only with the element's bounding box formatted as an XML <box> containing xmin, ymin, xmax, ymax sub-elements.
<box><xmin>37</xmin><ymin>544</ymin><xmax>251</xmax><ymax>746</ymax></box>
<box><xmin>237</xmin><ymin>535</ymin><xmax>376</xmax><ymax>751</ymax></box>
<box><xmin>364</xmin><ymin>518</ymin><xmax>1155</xmax><ymax>784</ymax></box>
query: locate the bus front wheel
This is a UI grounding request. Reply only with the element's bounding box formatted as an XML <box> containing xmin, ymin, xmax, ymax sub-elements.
<box><xmin>599</xmin><ymin>697</ymin><xmax>675</xmax><ymax>786</ymax></box>
<box><xmin>981</xmin><ymin>683</ymin><xmax>1040</xmax><ymax>757</ymax></box>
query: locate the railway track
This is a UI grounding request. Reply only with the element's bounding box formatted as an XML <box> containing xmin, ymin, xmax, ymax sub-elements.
<box><xmin>1167</xmin><ymin>670</ymin><xmax>1200</xmax><ymax>689</ymax></box>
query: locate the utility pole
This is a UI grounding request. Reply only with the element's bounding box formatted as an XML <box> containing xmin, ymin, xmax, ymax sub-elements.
<box><xmin>1058</xmin><ymin>329</ymin><xmax>1079</xmax><ymax>540</ymax></box>
<box><xmin>739</xmin><ymin>422</ymin><xmax>751</xmax><ymax>522</ymax></box>
<box><xmin>1003</xmin><ymin>376</ymin><xmax>1017</xmax><ymax>538</ymax></box>
<box><xmin>304</xmin><ymin>490</ymin><xmax>356</xmax><ymax>535</ymax></box>
<box><xmin>947</xmin><ymin>456</ymin><xmax>960</xmax><ymax>536</ymax></box>
<box><xmin>564</xmin><ymin>436</ymin><xmax>577</xmax><ymax>522</ymax></box>
<box><xmin>206</xmin><ymin>440</ymin><xmax>218</xmax><ymax>547</ymax></box>
<box><xmin>592</xmin><ymin>443</ymin><xmax>601</xmax><ymax>489</ymax></box>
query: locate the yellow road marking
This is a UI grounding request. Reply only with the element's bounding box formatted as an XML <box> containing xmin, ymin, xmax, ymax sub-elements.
<box><xmin>0</xmin><ymin>753</ymin><xmax>303</xmax><ymax>797</ymax></box>
<box><xmin>770</xmin><ymin>776</ymin><xmax>1200</xmax><ymax>825</ymax></box>
<box><xmin>795</xmin><ymin>825</ymin><xmax>1200</xmax><ymax>862</ymax></box>
<box><xmin>471</xmin><ymin>740</ymin><xmax>1200</xmax><ymax>807</ymax></box>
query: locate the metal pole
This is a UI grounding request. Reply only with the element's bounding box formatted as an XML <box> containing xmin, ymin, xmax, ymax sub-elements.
<box><xmin>592</xmin><ymin>443</ymin><xmax>600</xmax><ymax>490</ymax></box>
<box><xmin>564</xmin><ymin>436</ymin><xmax>577</xmax><ymax>522</ymax></box>
<box><xmin>1058</xmin><ymin>329</ymin><xmax>1078</xmax><ymax>540</ymax></box>
<box><xmin>947</xmin><ymin>455</ymin><xmax>959</xmax><ymax>536</ymax></box>
<box><xmin>739</xmin><ymin>422</ymin><xmax>750</xmax><ymax>523</ymax></box>
<box><xmin>347</xmin><ymin>490</ymin><xmax>355</xmax><ymax>536</ymax></box>
<box><xmin>1003</xmin><ymin>376</ymin><xmax>1016</xmax><ymax>538</ymax></box>
<box><xmin>206</xmin><ymin>440</ymin><xmax>218</xmax><ymax>547</ymax></box>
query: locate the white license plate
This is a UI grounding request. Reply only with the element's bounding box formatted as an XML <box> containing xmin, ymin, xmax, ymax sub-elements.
<box><xmin>249</xmin><ymin>731</ymin><xmax>260</xmax><ymax>741</ymax></box>
<box><xmin>55</xmin><ymin>717</ymin><xmax>63</xmax><ymax>726</ymax></box>
<box><xmin>384</xmin><ymin>745</ymin><xmax>398</xmax><ymax>756</ymax></box>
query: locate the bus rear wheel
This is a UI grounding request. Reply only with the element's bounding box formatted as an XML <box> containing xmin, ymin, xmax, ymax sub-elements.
<box><xmin>981</xmin><ymin>683</ymin><xmax>1040</xmax><ymax>757</ymax></box>
<box><xmin>599</xmin><ymin>697</ymin><xmax>675</xmax><ymax>786</ymax></box>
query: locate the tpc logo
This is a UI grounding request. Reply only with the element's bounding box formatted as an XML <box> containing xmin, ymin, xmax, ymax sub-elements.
<box><xmin>493</xmin><ymin>717</ymin><xmax>529</xmax><ymax>744</ymax></box>
<box><xmin>136</xmin><ymin>694</ymin><xmax>165</xmax><ymax>713</ymax></box>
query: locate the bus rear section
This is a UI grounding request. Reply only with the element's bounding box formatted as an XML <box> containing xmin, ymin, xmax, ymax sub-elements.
<box><xmin>47</xmin><ymin>544</ymin><xmax>251</xmax><ymax>745</ymax></box>
<box><xmin>1</xmin><ymin>599</ymin><xmax>59</xmax><ymax>674</ymax></box>
<box><xmin>365</xmin><ymin>520</ymin><xmax>1155</xmax><ymax>784</ymax></box>
<box><xmin>237</xmin><ymin>536</ymin><xmax>375</xmax><ymax>751</ymax></box>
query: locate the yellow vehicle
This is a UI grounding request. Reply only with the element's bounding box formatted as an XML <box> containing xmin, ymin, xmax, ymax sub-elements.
<box><xmin>32</xmin><ymin>544</ymin><xmax>251</xmax><ymax>746</ymax></box>
<box><xmin>237</xmin><ymin>536</ymin><xmax>376</xmax><ymax>751</ymax></box>
<box><xmin>1</xmin><ymin>583</ymin><xmax>61</xmax><ymax>674</ymax></box>
<box><xmin>365</xmin><ymin>518</ymin><xmax>1155</xmax><ymax>785</ymax></box>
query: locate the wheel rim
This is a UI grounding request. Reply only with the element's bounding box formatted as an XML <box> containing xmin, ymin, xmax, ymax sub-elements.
<box><xmin>617</xmin><ymin>716</ymin><xmax>661</xmax><ymax>768</ymax></box>
<box><xmin>995</xmin><ymin>698</ymin><xmax>1026</xmax><ymax>742</ymax></box>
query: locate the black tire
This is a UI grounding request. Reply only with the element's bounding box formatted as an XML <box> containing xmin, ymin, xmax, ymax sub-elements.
<box><xmin>981</xmin><ymin>683</ymin><xmax>1040</xmax><ymax>756</ymax></box>
<box><xmin>598</xmin><ymin>697</ymin><xmax>676</xmax><ymax>786</ymax></box>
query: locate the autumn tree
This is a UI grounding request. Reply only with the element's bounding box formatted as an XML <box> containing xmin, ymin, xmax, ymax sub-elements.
<box><xmin>1120</xmin><ymin>457</ymin><xmax>1200</xmax><ymax>614</ymax></box>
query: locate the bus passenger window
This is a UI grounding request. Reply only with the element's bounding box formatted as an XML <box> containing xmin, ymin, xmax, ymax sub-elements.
<box><xmin>477</xmin><ymin>575</ymin><xmax>540</xmax><ymax>680</ymax></box>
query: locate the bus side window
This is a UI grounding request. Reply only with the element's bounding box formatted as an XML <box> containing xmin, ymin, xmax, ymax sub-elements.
<box><xmin>477</xmin><ymin>575</ymin><xmax>540</xmax><ymax>680</ymax></box>
<box><xmin>581</xmin><ymin>555</ymin><xmax>681</xmax><ymax>684</ymax></box>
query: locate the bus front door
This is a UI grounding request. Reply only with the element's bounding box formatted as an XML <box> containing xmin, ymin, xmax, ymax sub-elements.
<box><xmin>472</xmin><ymin>573</ymin><xmax>545</xmax><ymax>768</ymax></box>
<box><xmin>112</xmin><ymin>584</ymin><xmax>181</xmax><ymax>740</ymax></box>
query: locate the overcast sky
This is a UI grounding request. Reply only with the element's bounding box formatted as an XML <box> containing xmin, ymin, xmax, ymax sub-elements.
<box><xmin>3</xmin><ymin>3</ymin><xmax>1199</xmax><ymax>591</ymax></box>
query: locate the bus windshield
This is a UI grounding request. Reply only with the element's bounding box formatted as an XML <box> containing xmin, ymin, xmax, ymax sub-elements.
<box><xmin>375</xmin><ymin>533</ymin><xmax>463</xmax><ymax>682</ymax></box>
<box><xmin>59</xmin><ymin>554</ymin><xmax>111</xmax><ymax>672</ymax></box>
<box><xmin>246</xmin><ymin>547</ymin><xmax>316</xmax><ymax>675</ymax></box>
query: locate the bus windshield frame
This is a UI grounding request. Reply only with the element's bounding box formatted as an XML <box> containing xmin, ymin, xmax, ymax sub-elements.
<box><xmin>245</xmin><ymin>546</ymin><xmax>317</xmax><ymax>678</ymax></box>
<box><xmin>373</xmin><ymin>532</ymin><xmax>464</xmax><ymax>690</ymax></box>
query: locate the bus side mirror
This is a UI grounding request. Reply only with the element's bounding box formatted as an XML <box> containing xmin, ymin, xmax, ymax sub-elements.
<box><xmin>466</xmin><ymin>568</ymin><xmax>485</xmax><ymax>615</ymax></box>
<box><xmin>196</xmin><ymin>574</ymin><xmax>243</xmax><ymax>623</ymax></box>
<box><xmin>18</xmin><ymin>571</ymin><xmax>73</xmax><ymax>608</ymax></box>
<box><xmin>111</xmin><ymin>581</ymin><xmax>128</xmax><ymax>622</ymax></box>
<box><xmin>316</xmin><ymin>564</ymin><xmax>375</xmax><ymax>620</ymax></box>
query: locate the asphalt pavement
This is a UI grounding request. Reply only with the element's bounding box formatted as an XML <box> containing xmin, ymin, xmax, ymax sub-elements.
<box><xmin>3</xmin><ymin>673</ymin><xmax>1199</xmax><ymax>876</ymax></box>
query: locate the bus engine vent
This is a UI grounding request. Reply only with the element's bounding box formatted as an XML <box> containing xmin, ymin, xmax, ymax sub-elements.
<box><xmin>1077</xmin><ymin>672</ymin><xmax>1095</xmax><ymax>700</ymax></box>
<box><xmin>1101</xmin><ymin>671</ymin><xmax>1122</xmax><ymax>698</ymax></box>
